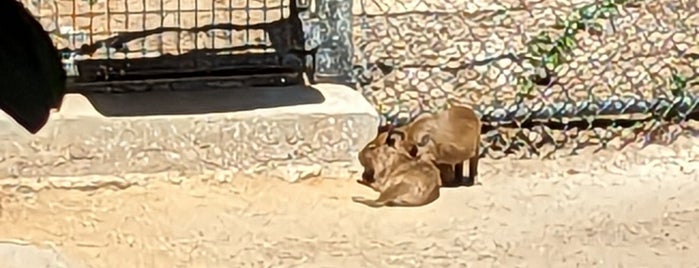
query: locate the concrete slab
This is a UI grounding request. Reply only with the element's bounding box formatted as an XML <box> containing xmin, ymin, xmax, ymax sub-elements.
<box><xmin>0</xmin><ymin>84</ymin><xmax>379</xmax><ymax>184</ymax></box>
<box><xmin>0</xmin><ymin>242</ymin><xmax>84</xmax><ymax>268</ymax></box>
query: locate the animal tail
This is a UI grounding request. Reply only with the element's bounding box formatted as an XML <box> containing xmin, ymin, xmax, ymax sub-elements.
<box><xmin>351</xmin><ymin>196</ymin><xmax>387</xmax><ymax>208</ymax></box>
<box><xmin>0</xmin><ymin>0</ymin><xmax>67</xmax><ymax>134</ymax></box>
<box><xmin>351</xmin><ymin>182</ymin><xmax>412</xmax><ymax>208</ymax></box>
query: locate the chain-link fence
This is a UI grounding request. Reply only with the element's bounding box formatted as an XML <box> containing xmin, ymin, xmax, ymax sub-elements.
<box><xmin>351</xmin><ymin>0</ymin><xmax>699</xmax><ymax>158</ymax></box>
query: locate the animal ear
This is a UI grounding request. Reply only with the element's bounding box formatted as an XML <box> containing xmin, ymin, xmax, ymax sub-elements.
<box><xmin>385</xmin><ymin>130</ymin><xmax>404</xmax><ymax>147</ymax></box>
<box><xmin>408</xmin><ymin>145</ymin><xmax>418</xmax><ymax>158</ymax></box>
<box><xmin>386</xmin><ymin>137</ymin><xmax>395</xmax><ymax>147</ymax></box>
<box><xmin>417</xmin><ymin>134</ymin><xmax>431</xmax><ymax>146</ymax></box>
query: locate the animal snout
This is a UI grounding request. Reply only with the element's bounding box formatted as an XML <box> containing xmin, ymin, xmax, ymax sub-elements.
<box><xmin>361</xmin><ymin>169</ymin><xmax>375</xmax><ymax>182</ymax></box>
<box><xmin>408</xmin><ymin>145</ymin><xmax>419</xmax><ymax>158</ymax></box>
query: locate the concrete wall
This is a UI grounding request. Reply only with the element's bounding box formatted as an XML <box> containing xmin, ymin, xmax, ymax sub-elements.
<box><xmin>0</xmin><ymin>84</ymin><xmax>379</xmax><ymax>182</ymax></box>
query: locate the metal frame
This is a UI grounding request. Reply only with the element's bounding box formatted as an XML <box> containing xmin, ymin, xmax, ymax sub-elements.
<box><xmin>23</xmin><ymin>0</ymin><xmax>354</xmax><ymax>91</ymax></box>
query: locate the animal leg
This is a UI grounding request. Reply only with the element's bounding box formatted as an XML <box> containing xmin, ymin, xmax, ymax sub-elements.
<box><xmin>356</xmin><ymin>179</ymin><xmax>380</xmax><ymax>192</ymax></box>
<box><xmin>351</xmin><ymin>196</ymin><xmax>388</xmax><ymax>207</ymax></box>
<box><xmin>465</xmin><ymin>155</ymin><xmax>479</xmax><ymax>187</ymax></box>
<box><xmin>356</xmin><ymin>179</ymin><xmax>372</xmax><ymax>187</ymax></box>
<box><xmin>352</xmin><ymin>182</ymin><xmax>411</xmax><ymax>208</ymax></box>
<box><xmin>454</xmin><ymin>162</ymin><xmax>465</xmax><ymax>185</ymax></box>
<box><xmin>439</xmin><ymin>164</ymin><xmax>460</xmax><ymax>188</ymax></box>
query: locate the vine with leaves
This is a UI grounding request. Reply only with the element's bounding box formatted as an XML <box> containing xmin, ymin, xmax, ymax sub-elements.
<box><xmin>516</xmin><ymin>0</ymin><xmax>636</xmax><ymax>100</ymax></box>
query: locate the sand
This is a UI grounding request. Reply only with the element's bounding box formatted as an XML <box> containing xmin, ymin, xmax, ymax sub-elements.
<box><xmin>1</xmin><ymin>135</ymin><xmax>699</xmax><ymax>267</ymax></box>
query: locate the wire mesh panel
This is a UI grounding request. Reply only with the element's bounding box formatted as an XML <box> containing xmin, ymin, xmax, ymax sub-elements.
<box><xmin>20</xmin><ymin>0</ymin><xmax>356</xmax><ymax>89</ymax></box>
<box><xmin>351</xmin><ymin>0</ymin><xmax>699</xmax><ymax>158</ymax></box>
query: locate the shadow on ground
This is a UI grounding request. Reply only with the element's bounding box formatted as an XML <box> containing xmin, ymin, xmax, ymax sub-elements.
<box><xmin>81</xmin><ymin>85</ymin><xmax>325</xmax><ymax>117</ymax></box>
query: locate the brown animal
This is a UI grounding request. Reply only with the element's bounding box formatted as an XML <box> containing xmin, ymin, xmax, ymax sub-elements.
<box><xmin>352</xmin><ymin>142</ymin><xmax>441</xmax><ymax>207</ymax></box>
<box><xmin>357</xmin><ymin>124</ymin><xmax>460</xmax><ymax>188</ymax></box>
<box><xmin>357</xmin><ymin>124</ymin><xmax>404</xmax><ymax>189</ymax></box>
<box><xmin>394</xmin><ymin>105</ymin><xmax>482</xmax><ymax>186</ymax></box>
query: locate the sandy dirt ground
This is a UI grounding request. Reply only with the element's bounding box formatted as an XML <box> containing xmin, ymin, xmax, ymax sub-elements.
<box><xmin>1</xmin><ymin>137</ymin><xmax>699</xmax><ymax>267</ymax></box>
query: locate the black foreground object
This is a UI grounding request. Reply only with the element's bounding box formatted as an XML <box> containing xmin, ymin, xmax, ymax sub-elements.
<box><xmin>0</xmin><ymin>0</ymin><xmax>67</xmax><ymax>134</ymax></box>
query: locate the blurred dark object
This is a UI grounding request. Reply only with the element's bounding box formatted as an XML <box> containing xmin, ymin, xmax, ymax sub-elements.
<box><xmin>0</xmin><ymin>0</ymin><xmax>67</xmax><ymax>134</ymax></box>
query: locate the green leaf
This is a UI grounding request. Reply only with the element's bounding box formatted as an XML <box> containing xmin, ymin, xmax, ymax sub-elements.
<box><xmin>599</xmin><ymin>6</ymin><xmax>618</xmax><ymax>18</ymax></box>
<box><xmin>546</xmin><ymin>50</ymin><xmax>561</xmax><ymax>64</ymax></box>
<box><xmin>564</xmin><ymin>36</ymin><xmax>576</xmax><ymax>49</ymax></box>
<box><xmin>527</xmin><ymin>58</ymin><xmax>542</xmax><ymax>68</ymax></box>
<box><xmin>672</xmin><ymin>73</ymin><xmax>687</xmax><ymax>85</ymax></box>
<box><xmin>555</xmin><ymin>38</ymin><xmax>570</xmax><ymax>52</ymax></box>
<box><xmin>579</xmin><ymin>4</ymin><xmax>599</xmax><ymax>20</ymax></box>
<box><xmin>544</xmin><ymin>53</ymin><xmax>560</xmax><ymax>69</ymax></box>
<box><xmin>669</xmin><ymin>71</ymin><xmax>687</xmax><ymax>98</ymax></box>
<box><xmin>533</xmin><ymin>33</ymin><xmax>553</xmax><ymax>44</ymax></box>
<box><xmin>517</xmin><ymin>77</ymin><xmax>535</xmax><ymax>97</ymax></box>
<box><xmin>588</xmin><ymin>22</ymin><xmax>604</xmax><ymax>34</ymax></box>
<box><xmin>565</xmin><ymin>23</ymin><xmax>579</xmax><ymax>35</ymax></box>
<box><xmin>548</xmin><ymin>44</ymin><xmax>561</xmax><ymax>55</ymax></box>
<box><xmin>555</xmin><ymin>17</ymin><xmax>567</xmax><ymax>28</ymax></box>
<box><xmin>529</xmin><ymin>45</ymin><xmax>547</xmax><ymax>58</ymax></box>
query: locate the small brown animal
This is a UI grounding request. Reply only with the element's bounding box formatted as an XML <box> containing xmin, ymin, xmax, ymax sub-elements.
<box><xmin>352</xmin><ymin>142</ymin><xmax>441</xmax><ymax>208</ymax></box>
<box><xmin>357</xmin><ymin>124</ymin><xmax>405</xmax><ymax>189</ymax></box>
<box><xmin>395</xmin><ymin>105</ymin><xmax>482</xmax><ymax>186</ymax></box>
<box><xmin>357</xmin><ymin>124</ymin><xmax>460</xmax><ymax>188</ymax></box>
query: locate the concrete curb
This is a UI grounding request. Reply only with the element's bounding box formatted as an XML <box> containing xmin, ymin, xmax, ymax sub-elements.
<box><xmin>0</xmin><ymin>241</ymin><xmax>84</xmax><ymax>268</ymax></box>
<box><xmin>0</xmin><ymin>84</ymin><xmax>379</xmax><ymax>183</ymax></box>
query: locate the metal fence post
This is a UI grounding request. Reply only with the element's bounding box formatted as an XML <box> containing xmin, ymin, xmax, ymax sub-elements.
<box><xmin>304</xmin><ymin>0</ymin><xmax>354</xmax><ymax>85</ymax></box>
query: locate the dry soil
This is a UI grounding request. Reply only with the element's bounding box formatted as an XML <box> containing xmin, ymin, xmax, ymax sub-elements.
<box><xmin>1</xmin><ymin>136</ymin><xmax>699</xmax><ymax>267</ymax></box>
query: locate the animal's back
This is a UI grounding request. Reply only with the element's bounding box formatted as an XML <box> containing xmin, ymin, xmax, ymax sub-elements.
<box><xmin>430</xmin><ymin>106</ymin><xmax>481</xmax><ymax>163</ymax></box>
<box><xmin>352</xmin><ymin>145</ymin><xmax>442</xmax><ymax>207</ymax></box>
<box><xmin>385</xmin><ymin>156</ymin><xmax>441</xmax><ymax>206</ymax></box>
<box><xmin>437</xmin><ymin>106</ymin><xmax>480</xmax><ymax>140</ymax></box>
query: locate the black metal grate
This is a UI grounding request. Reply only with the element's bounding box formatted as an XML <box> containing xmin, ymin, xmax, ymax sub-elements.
<box><xmin>21</xmin><ymin>0</ymin><xmax>327</xmax><ymax>90</ymax></box>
